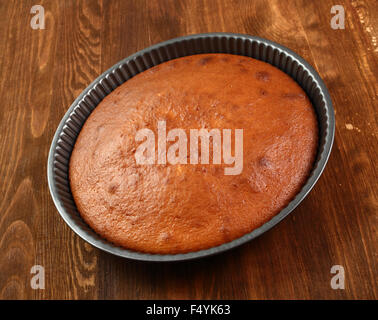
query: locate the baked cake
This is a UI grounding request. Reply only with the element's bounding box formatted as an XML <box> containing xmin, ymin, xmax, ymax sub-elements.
<box><xmin>69</xmin><ymin>53</ymin><xmax>318</xmax><ymax>254</ymax></box>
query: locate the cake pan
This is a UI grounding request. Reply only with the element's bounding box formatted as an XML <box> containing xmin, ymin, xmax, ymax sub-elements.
<box><xmin>48</xmin><ymin>33</ymin><xmax>335</xmax><ymax>262</ymax></box>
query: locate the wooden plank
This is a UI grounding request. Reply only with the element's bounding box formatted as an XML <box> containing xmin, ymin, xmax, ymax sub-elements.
<box><xmin>0</xmin><ymin>0</ymin><xmax>376</xmax><ymax>299</ymax></box>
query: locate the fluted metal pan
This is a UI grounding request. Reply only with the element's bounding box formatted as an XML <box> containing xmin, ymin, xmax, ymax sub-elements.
<box><xmin>47</xmin><ymin>33</ymin><xmax>335</xmax><ymax>262</ymax></box>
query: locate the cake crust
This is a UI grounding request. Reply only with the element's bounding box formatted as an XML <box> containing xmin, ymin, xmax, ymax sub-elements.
<box><xmin>69</xmin><ymin>53</ymin><xmax>318</xmax><ymax>254</ymax></box>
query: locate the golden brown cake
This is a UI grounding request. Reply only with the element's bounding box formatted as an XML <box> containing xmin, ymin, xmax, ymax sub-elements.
<box><xmin>69</xmin><ymin>53</ymin><xmax>318</xmax><ymax>254</ymax></box>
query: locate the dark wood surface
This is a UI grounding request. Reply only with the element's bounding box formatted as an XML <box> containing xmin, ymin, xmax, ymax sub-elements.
<box><xmin>0</xmin><ymin>0</ymin><xmax>376</xmax><ymax>300</ymax></box>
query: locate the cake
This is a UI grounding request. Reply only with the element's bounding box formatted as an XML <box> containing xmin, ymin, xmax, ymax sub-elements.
<box><xmin>69</xmin><ymin>53</ymin><xmax>318</xmax><ymax>254</ymax></box>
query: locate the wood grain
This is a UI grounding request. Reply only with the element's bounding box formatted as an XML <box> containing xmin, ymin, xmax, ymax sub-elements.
<box><xmin>0</xmin><ymin>0</ymin><xmax>376</xmax><ymax>300</ymax></box>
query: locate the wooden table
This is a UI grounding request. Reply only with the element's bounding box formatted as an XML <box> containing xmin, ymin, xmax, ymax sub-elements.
<box><xmin>0</xmin><ymin>0</ymin><xmax>376</xmax><ymax>300</ymax></box>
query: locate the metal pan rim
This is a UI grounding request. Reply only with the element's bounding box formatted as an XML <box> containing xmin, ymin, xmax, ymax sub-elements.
<box><xmin>47</xmin><ymin>33</ymin><xmax>335</xmax><ymax>262</ymax></box>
